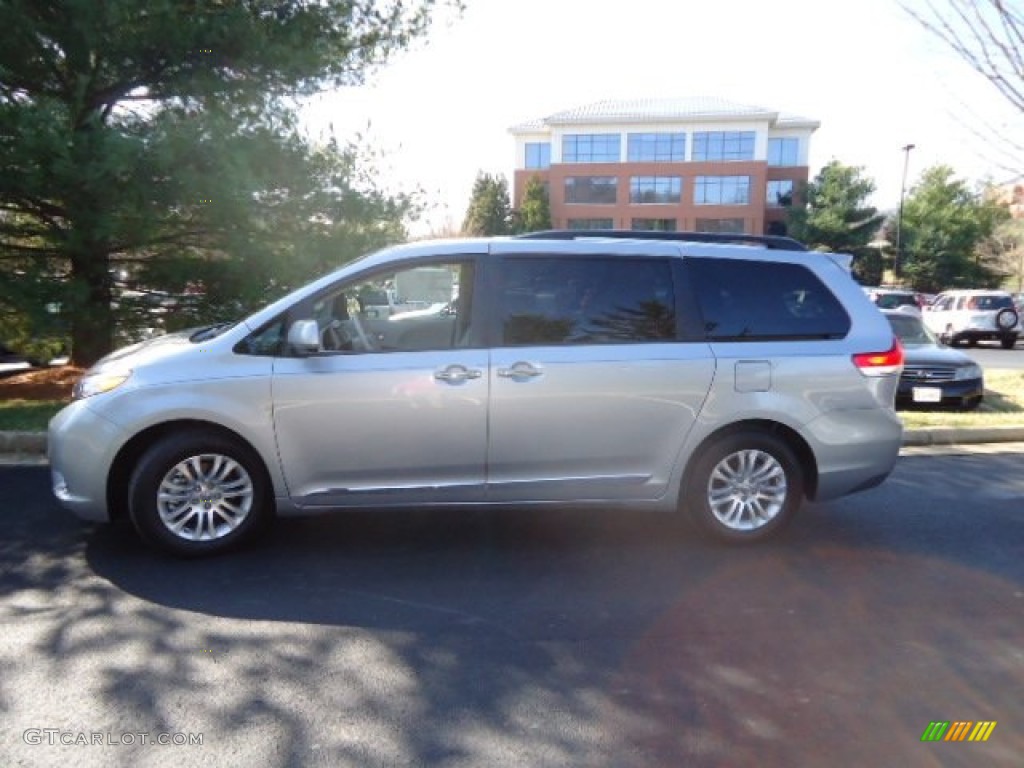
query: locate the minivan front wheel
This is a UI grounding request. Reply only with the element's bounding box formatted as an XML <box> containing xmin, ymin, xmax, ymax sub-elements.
<box><xmin>129</xmin><ymin>431</ymin><xmax>271</xmax><ymax>557</ymax></box>
<box><xmin>685</xmin><ymin>432</ymin><xmax>803</xmax><ymax>543</ymax></box>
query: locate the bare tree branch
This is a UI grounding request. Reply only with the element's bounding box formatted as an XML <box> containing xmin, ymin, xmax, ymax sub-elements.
<box><xmin>905</xmin><ymin>0</ymin><xmax>1024</xmax><ymax>113</ymax></box>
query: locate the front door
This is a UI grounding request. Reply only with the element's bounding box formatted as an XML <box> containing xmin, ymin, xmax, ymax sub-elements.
<box><xmin>272</xmin><ymin>258</ymin><xmax>488</xmax><ymax>507</ymax></box>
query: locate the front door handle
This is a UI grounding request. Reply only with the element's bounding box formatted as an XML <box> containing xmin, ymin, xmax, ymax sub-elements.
<box><xmin>434</xmin><ymin>364</ymin><xmax>482</xmax><ymax>384</ymax></box>
<box><xmin>497</xmin><ymin>361</ymin><xmax>543</xmax><ymax>380</ymax></box>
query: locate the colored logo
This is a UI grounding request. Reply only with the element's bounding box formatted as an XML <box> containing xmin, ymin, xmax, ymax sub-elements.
<box><xmin>921</xmin><ymin>721</ymin><xmax>997</xmax><ymax>742</ymax></box>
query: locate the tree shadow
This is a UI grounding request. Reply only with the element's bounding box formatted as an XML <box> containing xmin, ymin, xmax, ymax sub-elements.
<box><xmin>2</xmin><ymin>460</ymin><xmax>1023</xmax><ymax>766</ymax></box>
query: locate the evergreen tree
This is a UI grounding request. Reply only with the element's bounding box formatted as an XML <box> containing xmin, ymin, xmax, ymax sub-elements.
<box><xmin>787</xmin><ymin>160</ymin><xmax>884</xmax><ymax>284</ymax></box>
<box><xmin>514</xmin><ymin>175</ymin><xmax>552</xmax><ymax>233</ymax></box>
<box><xmin>462</xmin><ymin>172</ymin><xmax>512</xmax><ymax>236</ymax></box>
<box><xmin>895</xmin><ymin>166</ymin><xmax>1010</xmax><ymax>292</ymax></box>
<box><xmin>0</xmin><ymin>0</ymin><xmax>451</xmax><ymax>365</ymax></box>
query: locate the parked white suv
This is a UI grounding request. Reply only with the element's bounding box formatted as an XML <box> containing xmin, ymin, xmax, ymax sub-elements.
<box><xmin>922</xmin><ymin>290</ymin><xmax>1019</xmax><ymax>349</ymax></box>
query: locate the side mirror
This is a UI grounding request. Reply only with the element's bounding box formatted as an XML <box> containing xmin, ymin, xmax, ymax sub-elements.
<box><xmin>287</xmin><ymin>319</ymin><xmax>320</xmax><ymax>356</ymax></box>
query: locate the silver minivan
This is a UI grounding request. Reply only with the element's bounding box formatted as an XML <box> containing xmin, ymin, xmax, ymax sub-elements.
<box><xmin>49</xmin><ymin>233</ymin><xmax>904</xmax><ymax>556</ymax></box>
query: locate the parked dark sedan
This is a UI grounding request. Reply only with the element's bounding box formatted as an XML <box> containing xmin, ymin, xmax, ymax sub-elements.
<box><xmin>883</xmin><ymin>309</ymin><xmax>984</xmax><ymax>410</ymax></box>
<box><xmin>0</xmin><ymin>343</ymin><xmax>32</xmax><ymax>376</ymax></box>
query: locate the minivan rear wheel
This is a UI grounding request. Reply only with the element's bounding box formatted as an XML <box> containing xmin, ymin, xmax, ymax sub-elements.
<box><xmin>685</xmin><ymin>432</ymin><xmax>803</xmax><ymax>543</ymax></box>
<box><xmin>128</xmin><ymin>431</ymin><xmax>271</xmax><ymax>557</ymax></box>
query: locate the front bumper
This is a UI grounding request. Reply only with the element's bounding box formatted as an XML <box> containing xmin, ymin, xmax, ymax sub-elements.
<box><xmin>48</xmin><ymin>401</ymin><xmax>126</xmax><ymax>522</ymax></box>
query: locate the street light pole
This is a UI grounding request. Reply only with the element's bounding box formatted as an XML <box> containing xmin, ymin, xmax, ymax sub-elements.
<box><xmin>894</xmin><ymin>143</ymin><xmax>915</xmax><ymax>282</ymax></box>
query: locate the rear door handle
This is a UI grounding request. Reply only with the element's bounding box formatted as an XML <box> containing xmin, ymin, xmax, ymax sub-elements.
<box><xmin>434</xmin><ymin>364</ymin><xmax>482</xmax><ymax>384</ymax></box>
<box><xmin>497</xmin><ymin>361</ymin><xmax>543</xmax><ymax>380</ymax></box>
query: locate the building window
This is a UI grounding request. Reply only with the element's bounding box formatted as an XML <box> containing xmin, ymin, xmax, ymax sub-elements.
<box><xmin>768</xmin><ymin>138</ymin><xmax>800</xmax><ymax>166</ymax></box>
<box><xmin>627</xmin><ymin>132</ymin><xmax>685</xmax><ymax>162</ymax></box>
<box><xmin>567</xmin><ymin>218</ymin><xmax>615</xmax><ymax>230</ymax></box>
<box><xmin>632</xmin><ymin>218</ymin><xmax>677</xmax><ymax>231</ymax></box>
<box><xmin>767</xmin><ymin>179</ymin><xmax>794</xmax><ymax>207</ymax></box>
<box><xmin>695</xmin><ymin>218</ymin><xmax>746</xmax><ymax>234</ymax></box>
<box><xmin>525</xmin><ymin>142</ymin><xmax>551</xmax><ymax>169</ymax></box>
<box><xmin>692</xmin><ymin>131</ymin><xmax>755</xmax><ymax>161</ymax></box>
<box><xmin>565</xmin><ymin>176</ymin><xmax>617</xmax><ymax>205</ymax></box>
<box><xmin>695</xmin><ymin>175</ymin><xmax>751</xmax><ymax>205</ymax></box>
<box><xmin>563</xmin><ymin>133</ymin><xmax>621</xmax><ymax>163</ymax></box>
<box><xmin>630</xmin><ymin>176</ymin><xmax>682</xmax><ymax>204</ymax></box>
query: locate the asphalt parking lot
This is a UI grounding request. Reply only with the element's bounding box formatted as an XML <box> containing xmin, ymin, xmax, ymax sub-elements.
<box><xmin>1</xmin><ymin>446</ymin><xmax>1022</xmax><ymax>767</ymax></box>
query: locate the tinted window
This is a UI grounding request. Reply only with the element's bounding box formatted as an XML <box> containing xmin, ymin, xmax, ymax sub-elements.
<box><xmin>497</xmin><ymin>257</ymin><xmax>676</xmax><ymax>346</ymax></box>
<box><xmin>690</xmin><ymin>258</ymin><xmax>850</xmax><ymax>340</ymax></box>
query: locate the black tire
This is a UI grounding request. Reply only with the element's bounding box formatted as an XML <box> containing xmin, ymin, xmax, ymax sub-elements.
<box><xmin>960</xmin><ymin>396</ymin><xmax>982</xmax><ymax>411</ymax></box>
<box><xmin>1000</xmin><ymin>335</ymin><xmax>1017</xmax><ymax>350</ymax></box>
<box><xmin>128</xmin><ymin>430</ymin><xmax>272</xmax><ymax>557</ymax></box>
<box><xmin>684</xmin><ymin>431</ymin><xmax>803</xmax><ymax>543</ymax></box>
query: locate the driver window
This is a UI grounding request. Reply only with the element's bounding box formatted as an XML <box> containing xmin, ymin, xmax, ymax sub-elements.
<box><xmin>315</xmin><ymin>260</ymin><xmax>474</xmax><ymax>354</ymax></box>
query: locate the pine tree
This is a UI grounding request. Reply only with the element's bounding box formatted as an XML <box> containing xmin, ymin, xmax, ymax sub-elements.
<box><xmin>515</xmin><ymin>175</ymin><xmax>552</xmax><ymax>233</ymax></box>
<box><xmin>0</xmin><ymin>0</ymin><xmax>451</xmax><ymax>364</ymax></box>
<box><xmin>462</xmin><ymin>172</ymin><xmax>512</xmax><ymax>236</ymax></box>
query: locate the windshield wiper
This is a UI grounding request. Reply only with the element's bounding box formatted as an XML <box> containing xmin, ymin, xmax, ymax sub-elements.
<box><xmin>190</xmin><ymin>322</ymin><xmax>235</xmax><ymax>343</ymax></box>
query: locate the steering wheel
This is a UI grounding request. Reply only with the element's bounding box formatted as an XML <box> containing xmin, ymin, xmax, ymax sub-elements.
<box><xmin>350</xmin><ymin>312</ymin><xmax>373</xmax><ymax>351</ymax></box>
<box><xmin>320</xmin><ymin>323</ymin><xmax>347</xmax><ymax>351</ymax></box>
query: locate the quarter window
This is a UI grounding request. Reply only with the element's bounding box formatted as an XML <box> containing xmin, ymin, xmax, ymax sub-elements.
<box><xmin>497</xmin><ymin>257</ymin><xmax>676</xmax><ymax>346</ymax></box>
<box><xmin>690</xmin><ymin>258</ymin><xmax>850</xmax><ymax>340</ymax></box>
<box><xmin>693</xmin><ymin>131</ymin><xmax>755</xmax><ymax>161</ymax></box>
<box><xmin>562</xmin><ymin>133</ymin><xmax>621</xmax><ymax>163</ymax></box>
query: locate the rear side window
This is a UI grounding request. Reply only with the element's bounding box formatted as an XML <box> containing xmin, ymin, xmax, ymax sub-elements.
<box><xmin>690</xmin><ymin>258</ymin><xmax>850</xmax><ymax>340</ymax></box>
<box><xmin>497</xmin><ymin>256</ymin><xmax>676</xmax><ymax>346</ymax></box>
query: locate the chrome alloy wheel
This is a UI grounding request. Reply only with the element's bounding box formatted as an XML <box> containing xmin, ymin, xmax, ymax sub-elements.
<box><xmin>156</xmin><ymin>454</ymin><xmax>254</xmax><ymax>541</ymax></box>
<box><xmin>706</xmin><ymin>449</ymin><xmax>788</xmax><ymax>531</ymax></box>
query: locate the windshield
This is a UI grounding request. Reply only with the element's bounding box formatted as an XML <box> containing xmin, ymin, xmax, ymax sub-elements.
<box><xmin>874</xmin><ymin>292</ymin><xmax>918</xmax><ymax>309</ymax></box>
<box><xmin>886</xmin><ymin>312</ymin><xmax>937</xmax><ymax>345</ymax></box>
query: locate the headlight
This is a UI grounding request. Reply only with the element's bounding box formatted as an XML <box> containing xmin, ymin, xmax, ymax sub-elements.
<box><xmin>954</xmin><ymin>364</ymin><xmax>982</xmax><ymax>381</ymax></box>
<box><xmin>72</xmin><ymin>370</ymin><xmax>132</xmax><ymax>400</ymax></box>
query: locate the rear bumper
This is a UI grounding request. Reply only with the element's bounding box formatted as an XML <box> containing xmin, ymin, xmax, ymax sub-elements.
<box><xmin>802</xmin><ymin>407</ymin><xmax>903</xmax><ymax>501</ymax></box>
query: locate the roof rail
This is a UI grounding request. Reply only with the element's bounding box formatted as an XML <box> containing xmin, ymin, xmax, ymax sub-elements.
<box><xmin>515</xmin><ymin>229</ymin><xmax>809</xmax><ymax>252</ymax></box>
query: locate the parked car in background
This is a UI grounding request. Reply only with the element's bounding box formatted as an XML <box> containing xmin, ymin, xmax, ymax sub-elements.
<box><xmin>865</xmin><ymin>287</ymin><xmax>922</xmax><ymax>313</ymax></box>
<box><xmin>883</xmin><ymin>308</ymin><xmax>983</xmax><ymax>410</ymax></box>
<box><xmin>922</xmin><ymin>289</ymin><xmax>1019</xmax><ymax>349</ymax></box>
<box><xmin>0</xmin><ymin>343</ymin><xmax>32</xmax><ymax>376</ymax></box>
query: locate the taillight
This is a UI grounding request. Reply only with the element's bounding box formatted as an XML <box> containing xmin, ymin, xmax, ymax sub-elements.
<box><xmin>852</xmin><ymin>337</ymin><xmax>904</xmax><ymax>376</ymax></box>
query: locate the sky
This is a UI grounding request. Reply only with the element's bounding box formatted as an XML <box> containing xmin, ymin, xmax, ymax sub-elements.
<box><xmin>302</xmin><ymin>0</ymin><xmax>1024</xmax><ymax>235</ymax></box>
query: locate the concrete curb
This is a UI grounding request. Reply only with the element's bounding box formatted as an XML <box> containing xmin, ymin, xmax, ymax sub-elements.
<box><xmin>899</xmin><ymin>425</ymin><xmax>1024</xmax><ymax>446</ymax></box>
<box><xmin>5</xmin><ymin>426</ymin><xmax>1024</xmax><ymax>461</ymax></box>
<box><xmin>0</xmin><ymin>431</ymin><xmax>47</xmax><ymax>456</ymax></box>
